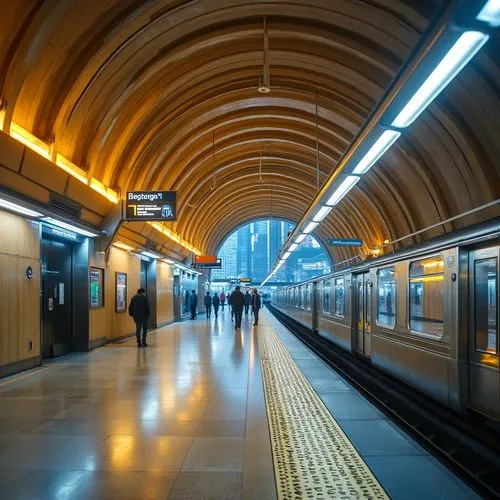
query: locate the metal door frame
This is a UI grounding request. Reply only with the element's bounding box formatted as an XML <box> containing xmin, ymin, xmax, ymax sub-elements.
<box><xmin>467</xmin><ymin>245</ymin><xmax>500</xmax><ymax>419</ymax></box>
<box><xmin>354</xmin><ymin>272</ymin><xmax>372</xmax><ymax>357</ymax></box>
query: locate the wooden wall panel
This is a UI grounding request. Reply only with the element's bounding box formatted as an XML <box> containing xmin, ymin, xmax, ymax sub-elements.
<box><xmin>157</xmin><ymin>261</ymin><xmax>174</xmax><ymax>326</ymax></box>
<box><xmin>0</xmin><ymin>209</ymin><xmax>40</xmax><ymax>366</ymax></box>
<box><xmin>89</xmin><ymin>247</ymin><xmax>141</xmax><ymax>342</ymax></box>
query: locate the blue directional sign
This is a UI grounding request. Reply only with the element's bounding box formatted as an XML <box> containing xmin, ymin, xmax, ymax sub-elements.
<box><xmin>327</xmin><ymin>238</ymin><xmax>363</xmax><ymax>247</ymax></box>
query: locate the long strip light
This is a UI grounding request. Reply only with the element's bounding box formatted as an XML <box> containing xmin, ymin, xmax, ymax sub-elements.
<box><xmin>295</xmin><ymin>233</ymin><xmax>307</xmax><ymax>244</ymax></box>
<box><xmin>288</xmin><ymin>243</ymin><xmax>298</xmax><ymax>252</ymax></box>
<box><xmin>282</xmin><ymin>251</ymin><xmax>291</xmax><ymax>260</ymax></box>
<box><xmin>477</xmin><ymin>0</ymin><xmax>500</xmax><ymax>26</ymax></box>
<box><xmin>42</xmin><ymin>217</ymin><xmax>98</xmax><ymax>237</ymax></box>
<box><xmin>113</xmin><ymin>241</ymin><xmax>135</xmax><ymax>251</ymax></box>
<box><xmin>0</xmin><ymin>197</ymin><xmax>42</xmax><ymax>217</ymax></box>
<box><xmin>10</xmin><ymin>122</ymin><xmax>50</xmax><ymax>159</ymax></box>
<box><xmin>352</xmin><ymin>131</ymin><xmax>400</xmax><ymax>174</ymax></box>
<box><xmin>312</xmin><ymin>205</ymin><xmax>332</xmax><ymax>222</ymax></box>
<box><xmin>325</xmin><ymin>176</ymin><xmax>360</xmax><ymax>206</ymax></box>
<box><xmin>303</xmin><ymin>221</ymin><xmax>319</xmax><ymax>234</ymax></box>
<box><xmin>392</xmin><ymin>31</ymin><xmax>489</xmax><ymax>128</ymax></box>
<box><xmin>141</xmin><ymin>250</ymin><xmax>161</xmax><ymax>259</ymax></box>
<box><xmin>56</xmin><ymin>154</ymin><xmax>88</xmax><ymax>185</ymax></box>
<box><xmin>90</xmin><ymin>177</ymin><xmax>119</xmax><ymax>204</ymax></box>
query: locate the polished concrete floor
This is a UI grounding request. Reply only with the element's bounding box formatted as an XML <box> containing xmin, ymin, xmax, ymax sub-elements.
<box><xmin>0</xmin><ymin>309</ymin><xmax>477</xmax><ymax>499</ymax></box>
<box><xmin>0</xmin><ymin>309</ymin><xmax>275</xmax><ymax>500</ymax></box>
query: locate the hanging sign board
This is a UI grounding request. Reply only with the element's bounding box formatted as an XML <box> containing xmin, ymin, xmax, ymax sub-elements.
<box><xmin>327</xmin><ymin>238</ymin><xmax>363</xmax><ymax>247</ymax></box>
<box><xmin>125</xmin><ymin>191</ymin><xmax>176</xmax><ymax>221</ymax></box>
<box><xmin>191</xmin><ymin>259</ymin><xmax>222</xmax><ymax>269</ymax></box>
<box><xmin>194</xmin><ymin>255</ymin><xmax>217</xmax><ymax>264</ymax></box>
<box><xmin>239</xmin><ymin>278</ymin><xmax>252</xmax><ymax>283</ymax></box>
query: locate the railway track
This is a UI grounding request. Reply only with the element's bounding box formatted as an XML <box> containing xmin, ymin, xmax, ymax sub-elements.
<box><xmin>267</xmin><ymin>303</ymin><xmax>500</xmax><ymax>499</ymax></box>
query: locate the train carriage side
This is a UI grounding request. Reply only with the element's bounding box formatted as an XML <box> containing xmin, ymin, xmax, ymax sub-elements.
<box><xmin>369</xmin><ymin>249</ymin><xmax>462</xmax><ymax>411</ymax></box>
<box><xmin>316</xmin><ymin>272</ymin><xmax>353</xmax><ymax>352</ymax></box>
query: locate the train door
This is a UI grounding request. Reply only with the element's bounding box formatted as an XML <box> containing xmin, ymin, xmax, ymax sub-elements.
<box><xmin>468</xmin><ymin>246</ymin><xmax>499</xmax><ymax>419</ymax></box>
<box><xmin>312</xmin><ymin>282</ymin><xmax>319</xmax><ymax>332</ymax></box>
<box><xmin>354</xmin><ymin>272</ymin><xmax>372</xmax><ymax>357</ymax></box>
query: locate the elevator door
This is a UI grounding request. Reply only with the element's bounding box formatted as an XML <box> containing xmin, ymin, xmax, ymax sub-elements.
<box><xmin>41</xmin><ymin>238</ymin><xmax>73</xmax><ymax>357</ymax></box>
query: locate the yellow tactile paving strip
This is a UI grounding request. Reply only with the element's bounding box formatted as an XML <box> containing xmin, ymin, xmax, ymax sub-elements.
<box><xmin>258</xmin><ymin>324</ymin><xmax>389</xmax><ymax>499</ymax></box>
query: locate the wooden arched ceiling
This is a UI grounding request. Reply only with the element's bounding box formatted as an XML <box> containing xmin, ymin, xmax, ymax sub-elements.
<box><xmin>1</xmin><ymin>0</ymin><xmax>499</xmax><ymax>263</ymax></box>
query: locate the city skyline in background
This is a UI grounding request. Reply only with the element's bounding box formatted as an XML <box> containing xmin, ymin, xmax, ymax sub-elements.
<box><xmin>211</xmin><ymin>219</ymin><xmax>331</xmax><ymax>284</ymax></box>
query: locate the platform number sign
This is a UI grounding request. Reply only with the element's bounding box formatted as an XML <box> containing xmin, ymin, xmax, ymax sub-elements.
<box><xmin>125</xmin><ymin>191</ymin><xmax>177</xmax><ymax>221</ymax></box>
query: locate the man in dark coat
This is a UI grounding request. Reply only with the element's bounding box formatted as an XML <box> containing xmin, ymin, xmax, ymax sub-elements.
<box><xmin>128</xmin><ymin>288</ymin><xmax>151</xmax><ymax>347</ymax></box>
<box><xmin>190</xmin><ymin>290</ymin><xmax>198</xmax><ymax>320</ymax></box>
<box><xmin>212</xmin><ymin>292</ymin><xmax>220</xmax><ymax>319</ymax></box>
<box><xmin>230</xmin><ymin>286</ymin><xmax>245</xmax><ymax>330</ymax></box>
<box><xmin>244</xmin><ymin>290</ymin><xmax>251</xmax><ymax>315</ymax></box>
<box><xmin>252</xmin><ymin>288</ymin><xmax>262</xmax><ymax>326</ymax></box>
<box><xmin>204</xmin><ymin>291</ymin><xmax>212</xmax><ymax>319</ymax></box>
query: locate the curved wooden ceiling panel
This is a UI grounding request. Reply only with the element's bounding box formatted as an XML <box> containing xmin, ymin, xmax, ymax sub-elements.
<box><xmin>0</xmin><ymin>0</ymin><xmax>498</xmax><ymax>264</ymax></box>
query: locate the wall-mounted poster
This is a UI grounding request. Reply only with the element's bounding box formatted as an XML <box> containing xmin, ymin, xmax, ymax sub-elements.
<box><xmin>90</xmin><ymin>267</ymin><xmax>105</xmax><ymax>308</ymax></box>
<box><xmin>116</xmin><ymin>272</ymin><xmax>127</xmax><ymax>313</ymax></box>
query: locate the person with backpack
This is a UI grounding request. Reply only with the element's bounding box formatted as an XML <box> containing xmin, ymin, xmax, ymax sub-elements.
<box><xmin>128</xmin><ymin>288</ymin><xmax>151</xmax><ymax>347</ymax></box>
<box><xmin>220</xmin><ymin>291</ymin><xmax>226</xmax><ymax>310</ymax></box>
<box><xmin>230</xmin><ymin>286</ymin><xmax>245</xmax><ymax>330</ymax></box>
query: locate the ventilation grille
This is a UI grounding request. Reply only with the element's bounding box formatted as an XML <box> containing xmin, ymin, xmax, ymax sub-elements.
<box><xmin>49</xmin><ymin>193</ymin><xmax>81</xmax><ymax>218</ymax></box>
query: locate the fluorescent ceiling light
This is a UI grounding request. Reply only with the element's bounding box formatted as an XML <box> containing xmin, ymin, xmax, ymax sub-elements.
<box><xmin>303</xmin><ymin>221</ymin><xmax>319</xmax><ymax>234</ymax></box>
<box><xmin>0</xmin><ymin>197</ymin><xmax>42</xmax><ymax>217</ymax></box>
<box><xmin>392</xmin><ymin>31</ymin><xmax>489</xmax><ymax>128</ymax></box>
<box><xmin>42</xmin><ymin>217</ymin><xmax>98</xmax><ymax>237</ymax></box>
<box><xmin>282</xmin><ymin>251</ymin><xmax>291</xmax><ymax>260</ymax></box>
<box><xmin>288</xmin><ymin>243</ymin><xmax>298</xmax><ymax>252</ymax></box>
<box><xmin>352</xmin><ymin>131</ymin><xmax>400</xmax><ymax>174</ymax></box>
<box><xmin>325</xmin><ymin>176</ymin><xmax>360</xmax><ymax>206</ymax></box>
<box><xmin>477</xmin><ymin>0</ymin><xmax>500</xmax><ymax>27</ymax></box>
<box><xmin>141</xmin><ymin>251</ymin><xmax>160</xmax><ymax>259</ymax></box>
<box><xmin>295</xmin><ymin>233</ymin><xmax>306</xmax><ymax>244</ymax></box>
<box><xmin>312</xmin><ymin>205</ymin><xmax>333</xmax><ymax>222</ymax></box>
<box><xmin>55</xmin><ymin>154</ymin><xmax>88</xmax><ymax>185</ymax></box>
<box><xmin>10</xmin><ymin>122</ymin><xmax>50</xmax><ymax>159</ymax></box>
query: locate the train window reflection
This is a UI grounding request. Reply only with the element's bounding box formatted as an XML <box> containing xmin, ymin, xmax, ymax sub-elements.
<box><xmin>409</xmin><ymin>256</ymin><xmax>444</xmax><ymax>336</ymax></box>
<box><xmin>474</xmin><ymin>258</ymin><xmax>497</xmax><ymax>354</ymax></box>
<box><xmin>335</xmin><ymin>278</ymin><xmax>345</xmax><ymax>317</ymax></box>
<box><xmin>323</xmin><ymin>280</ymin><xmax>331</xmax><ymax>313</ymax></box>
<box><xmin>377</xmin><ymin>267</ymin><xmax>396</xmax><ymax>328</ymax></box>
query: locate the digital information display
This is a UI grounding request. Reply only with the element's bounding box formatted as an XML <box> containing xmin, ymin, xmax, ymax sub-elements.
<box><xmin>125</xmin><ymin>191</ymin><xmax>176</xmax><ymax>221</ymax></box>
<box><xmin>327</xmin><ymin>238</ymin><xmax>363</xmax><ymax>247</ymax></box>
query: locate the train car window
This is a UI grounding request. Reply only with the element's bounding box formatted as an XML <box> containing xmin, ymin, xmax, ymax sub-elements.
<box><xmin>474</xmin><ymin>258</ymin><xmax>497</xmax><ymax>354</ymax></box>
<box><xmin>409</xmin><ymin>256</ymin><xmax>444</xmax><ymax>336</ymax></box>
<box><xmin>305</xmin><ymin>285</ymin><xmax>311</xmax><ymax>311</ymax></box>
<box><xmin>334</xmin><ymin>277</ymin><xmax>345</xmax><ymax>317</ymax></box>
<box><xmin>323</xmin><ymin>280</ymin><xmax>331</xmax><ymax>313</ymax></box>
<box><xmin>377</xmin><ymin>267</ymin><xmax>396</xmax><ymax>328</ymax></box>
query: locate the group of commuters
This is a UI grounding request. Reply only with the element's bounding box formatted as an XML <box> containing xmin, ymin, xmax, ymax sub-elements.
<box><xmin>128</xmin><ymin>285</ymin><xmax>262</xmax><ymax>348</ymax></box>
<box><xmin>201</xmin><ymin>287</ymin><xmax>261</xmax><ymax>329</ymax></box>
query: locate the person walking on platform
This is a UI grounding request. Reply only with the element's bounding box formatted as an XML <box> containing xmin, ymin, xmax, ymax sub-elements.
<box><xmin>220</xmin><ymin>291</ymin><xmax>226</xmax><ymax>310</ymax></box>
<box><xmin>228</xmin><ymin>290</ymin><xmax>234</xmax><ymax>321</ymax></box>
<box><xmin>231</xmin><ymin>286</ymin><xmax>245</xmax><ymax>330</ymax></box>
<box><xmin>244</xmin><ymin>290</ymin><xmax>251</xmax><ymax>315</ymax></box>
<box><xmin>204</xmin><ymin>291</ymin><xmax>212</xmax><ymax>319</ymax></box>
<box><xmin>252</xmin><ymin>288</ymin><xmax>262</xmax><ymax>326</ymax></box>
<box><xmin>189</xmin><ymin>290</ymin><xmax>198</xmax><ymax>320</ymax></box>
<box><xmin>212</xmin><ymin>292</ymin><xmax>220</xmax><ymax>319</ymax></box>
<box><xmin>128</xmin><ymin>288</ymin><xmax>150</xmax><ymax>347</ymax></box>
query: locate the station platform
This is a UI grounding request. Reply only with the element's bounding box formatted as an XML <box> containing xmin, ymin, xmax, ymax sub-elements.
<box><xmin>0</xmin><ymin>309</ymin><xmax>477</xmax><ymax>499</ymax></box>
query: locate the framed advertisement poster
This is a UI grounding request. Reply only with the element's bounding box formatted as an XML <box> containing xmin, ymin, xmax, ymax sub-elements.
<box><xmin>90</xmin><ymin>267</ymin><xmax>105</xmax><ymax>308</ymax></box>
<box><xmin>115</xmin><ymin>272</ymin><xmax>127</xmax><ymax>313</ymax></box>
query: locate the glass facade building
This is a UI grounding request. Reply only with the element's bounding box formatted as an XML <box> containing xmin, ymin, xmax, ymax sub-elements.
<box><xmin>212</xmin><ymin>219</ymin><xmax>331</xmax><ymax>283</ymax></box>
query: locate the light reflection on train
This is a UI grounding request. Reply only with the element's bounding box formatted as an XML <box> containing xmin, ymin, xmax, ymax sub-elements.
<box><xmin>272</xmin><ymin>222</ymin><xmax>500</xmax><ymax>423</ymax></box>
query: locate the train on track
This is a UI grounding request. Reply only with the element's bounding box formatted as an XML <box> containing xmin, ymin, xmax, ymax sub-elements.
<box><xmin>272</xmin><ymin>219</ymin><xmax>500</xmax><ymax>424</ymax></box>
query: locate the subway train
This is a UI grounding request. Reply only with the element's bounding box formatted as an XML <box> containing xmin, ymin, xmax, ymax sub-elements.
<box><xmin>272</xmin><ymin>219</ymin><xmax>500</xmax><ymax>423</ymax></box>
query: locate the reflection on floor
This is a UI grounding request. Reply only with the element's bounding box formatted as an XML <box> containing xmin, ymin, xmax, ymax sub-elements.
<box><xmin>0</xmin><ymin>309</ymin><xmax>275</xmax><ymax>500</ymax></box>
